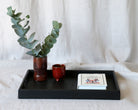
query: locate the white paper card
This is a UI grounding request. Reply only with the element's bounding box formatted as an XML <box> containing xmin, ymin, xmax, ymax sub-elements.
<box><xmin>77</xmin><ymin>74</ymin><xmax>107</xmax><ymax>90</ymax></box>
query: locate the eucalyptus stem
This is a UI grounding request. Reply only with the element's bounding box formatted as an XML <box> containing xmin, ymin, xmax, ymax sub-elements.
<box><xmin>7</xmin><ymin>6</ymin><xmax>62</xmax><ymax>57</ymax></box>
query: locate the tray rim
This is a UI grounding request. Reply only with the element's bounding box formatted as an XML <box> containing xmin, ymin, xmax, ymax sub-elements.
<box><xmin>18</xmin><ymin>69</ymin><xmax>120</xmax><ymax>100</ymax></box>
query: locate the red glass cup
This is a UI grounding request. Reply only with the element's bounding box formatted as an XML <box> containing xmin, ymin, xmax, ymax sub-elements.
<box><xmin>52</xmin><ymin>64</ymin><xmax>65</xmax><ymax>82</ymax></box>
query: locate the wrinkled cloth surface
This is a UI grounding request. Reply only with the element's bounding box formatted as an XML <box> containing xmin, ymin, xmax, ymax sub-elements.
<box><xmin>0</xmin><ymin>60</ymin><xmax>138</xmax><ymax>110</ymax></box>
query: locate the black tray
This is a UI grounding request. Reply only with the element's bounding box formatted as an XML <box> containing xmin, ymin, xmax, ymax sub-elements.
<box><xmin>18</xmin><ymin>70</ymin><xmax>120</xmax><ymax>100</ymax></box>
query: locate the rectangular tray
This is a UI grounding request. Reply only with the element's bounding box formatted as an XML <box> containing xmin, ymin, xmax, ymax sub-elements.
<box><xmin>18</xmin><ymin>70</ymin><xmax>120</xmax><ymax>100</ymax></box>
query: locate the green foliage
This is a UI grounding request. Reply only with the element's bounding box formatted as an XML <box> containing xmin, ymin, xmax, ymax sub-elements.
<box><xmin>7</xmin><ymin>6</ymin><xmax>62</xmax><ymax>57</ymax></box>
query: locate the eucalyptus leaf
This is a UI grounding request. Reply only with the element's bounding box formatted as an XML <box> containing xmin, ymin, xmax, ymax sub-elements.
<box><xmin>54</xmin><ymin>29</ymin><xmax>59</xmax><ymax>33</ymax></box>
<box><xmin>28</xmin><ymin>32</ymin><xmax>35</xmax><ymax>42</ymax></box>
<box><xmin>12</xmin><ymin>24</ymin><xmax>22</xmax><ymax>30</ymax></box>
<box><xmin>24</xmin><ymin>21</ymin><xmax>29</xmax><ymax>27</ymax></box>
<box><xmin>59</xmin><ymin>23</ymin><xmax>62</xmax><ymax>28</ymax></box>
<box><xmin>18</xmin><ymin>37</ymin><xmax>27</xmax><ymax>43</ymax></box>
<box><xmin>11</xmin><ymin>18</ymin><xmax>19</xmax><ymax>25</ymax></box>
<box><xmin>50</xmin><ymin>37</ymin><xmax>56</xmax><ymax>43</ymax></box>
<box><xmin>29</xmin><ymin>40</ymin><xmax>38</xmax><ymax>49</ymax></box>
<box><xmin>14</xmin><ymin>29</ymin><xmax>24</xmax><ymax>37</ymax></box>
<box><xmin>12</xmin><ymin>10</ymin><xmax>16</xmax><ymax>14</ymax></box>
<box><xmin>7</xmin><ymin>6</ymin><xmax>13</xmax><ymax>16</ymax></box>
<box><xmin>34</xmin><ymin>43</ymin><xmax>41</xmax><ymax>50</ymax></box>
<box><xmin>14</xmin><ymin>12</ymin><xmax>22</xmax><ymax>18</ymax></box>
<box><xmin>18</xmin><ymin>37</ymin><xmax>38</xmax><ymax>49</ymax></box>
<box><xmin>26</xmin><ymin>15</ymin><xmax>30</xmax><ymax>19</ymax></box>
<box><xmin>23</xmin><ymin>26</ymin><xmax>30</xmax><ymax>35</ymax></box>
<box><xmin>53</xmin><ymin>21</ymin><xmax>59</xmax><ymax>29</ymax></box>
<box><xmin>45</xmin><ymin>49</ymin><xmax>50</xmax><ymax>55</ymax></box>
<box><xmin>13</xmin><ymin>24</ymin><xmax>27</xmax><ymax>38</ymax></box>
<box><xmin>51</xmin><ymin>29</ymin><xmax>58</xmax><ymax>38</ymax></box>
<box><xmin>32</xmin><ymin>44</ymin><xmax>41</xmax><ymax>56</ymax></box>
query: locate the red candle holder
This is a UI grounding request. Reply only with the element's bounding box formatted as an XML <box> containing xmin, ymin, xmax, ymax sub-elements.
<box><xmin>52</xmin><ymin>64</ymin><xmax>65</xmax><ymax>82</ymax></box>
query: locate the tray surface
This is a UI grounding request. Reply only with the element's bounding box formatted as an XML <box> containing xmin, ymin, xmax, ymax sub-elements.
<box><xmin>18</xmin><ymin>70</ymin><xmax>120</xmax><ymax>100</ymax></box>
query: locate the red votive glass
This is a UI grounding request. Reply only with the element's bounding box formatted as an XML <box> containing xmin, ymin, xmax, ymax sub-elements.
<box><xmin>52</xmin><ymin>64</ymin><xmax>65</xmax><ymax>82</ymax></box>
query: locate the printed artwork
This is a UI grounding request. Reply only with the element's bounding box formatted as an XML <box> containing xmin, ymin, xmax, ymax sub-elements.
<box><xmin>85</xmin><ymin>78</ymin><xmax>100</xmax><ymax>84</ymax></box>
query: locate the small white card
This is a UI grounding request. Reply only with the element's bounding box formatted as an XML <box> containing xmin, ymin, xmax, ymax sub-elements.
<box><xmin>77</xmin><ymin>73</ymin><xmax>107</xmax><ymax>90</ymax></box>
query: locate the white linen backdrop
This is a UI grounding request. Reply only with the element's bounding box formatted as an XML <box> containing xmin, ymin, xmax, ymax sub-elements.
<box><xmin>0</xmin><ymin>0</ymin><xmax>138</xmax><ymax>64</ymax></box>
<box><xmin>1</xmin><ymin>1</ymin><xmax>138</xmax><ymax>110</ymax></box>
